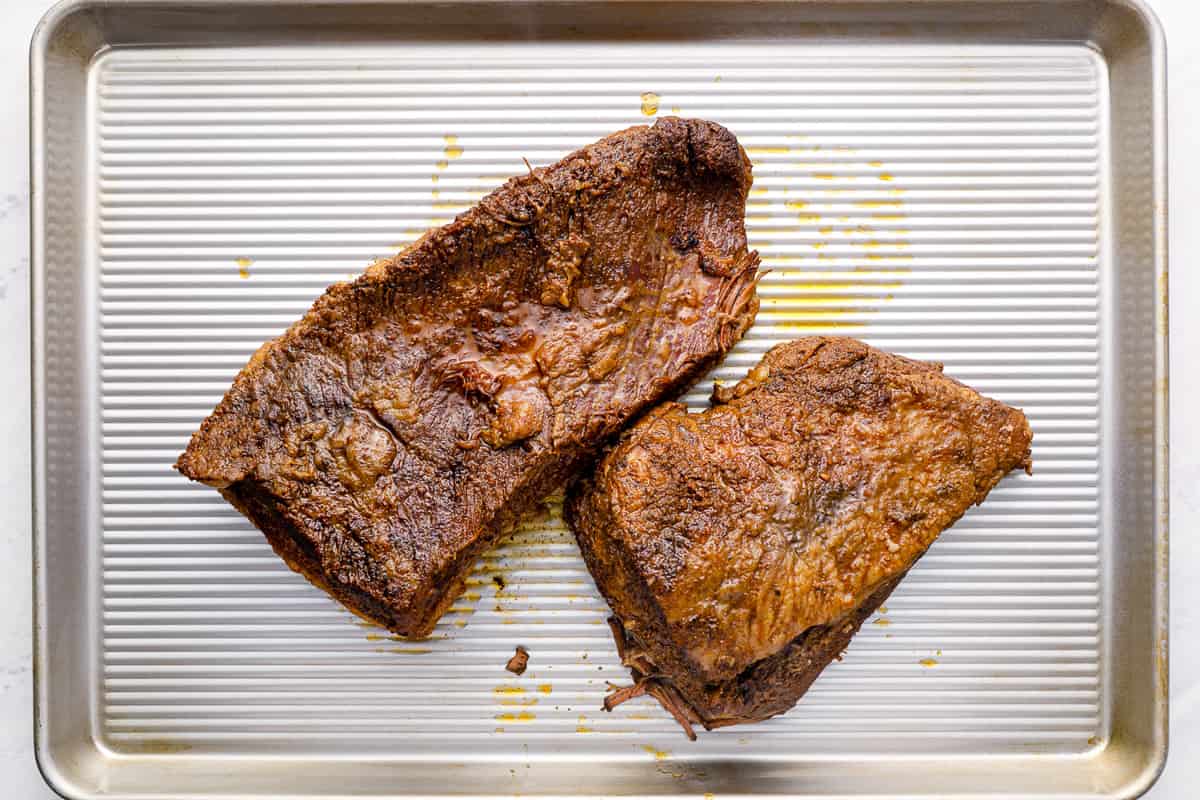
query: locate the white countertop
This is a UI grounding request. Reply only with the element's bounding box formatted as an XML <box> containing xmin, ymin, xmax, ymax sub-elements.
<box><xmin>1</xmin><ymin>1</ymin><xmax>1193</xmax><ymax>796</ymax></box>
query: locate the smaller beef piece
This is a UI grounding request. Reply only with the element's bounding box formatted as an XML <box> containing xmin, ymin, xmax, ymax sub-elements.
<box><xmin>565</xmin><ymin>337</ymin><xmax>1033</xmax><ymax>736</ymax></box>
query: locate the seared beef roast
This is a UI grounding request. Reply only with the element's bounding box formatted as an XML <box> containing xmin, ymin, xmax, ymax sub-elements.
<box><xmin>177</xmin><ymin>118</ymin><xmax>760</xmax><ymax>638</ymax></box>
<box><xmin>565</xmin><ymin>337</ymin><xmax>1032</xmax><ymax>736</ymax></box>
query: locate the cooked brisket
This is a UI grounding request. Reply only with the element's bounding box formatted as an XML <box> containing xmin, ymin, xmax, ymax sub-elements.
<box><xmin>177</xmin><ymin>118</ymin><xmax>760</xmax><ymax>638</ymax></box>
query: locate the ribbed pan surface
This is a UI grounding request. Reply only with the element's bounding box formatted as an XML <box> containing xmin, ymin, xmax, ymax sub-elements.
<box><xmin>95</xmin><ymin>42</ymin><xmax>1105</xmax><ymax>757</ymax></box>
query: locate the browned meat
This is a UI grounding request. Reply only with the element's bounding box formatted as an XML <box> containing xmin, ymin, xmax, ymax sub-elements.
<box><xmin>176</xmin><ymin>118</ymin><xmax>760</xmax><ymax>639</ymax></box>
<box><xmin>565</xmin><ymin>337</ymin><xmax>1032</xmax><ymax>736</ymax></box>
<box><xmin>505</xmin><ymin>646</ymin><xmax>530</xmax><ymax>676</ymax></box>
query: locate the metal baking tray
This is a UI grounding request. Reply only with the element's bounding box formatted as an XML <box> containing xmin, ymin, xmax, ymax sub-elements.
<box><xmin>31</xmin><ymin>1</ymin><xmax>1168</xmax><ymax>797</ymax></box>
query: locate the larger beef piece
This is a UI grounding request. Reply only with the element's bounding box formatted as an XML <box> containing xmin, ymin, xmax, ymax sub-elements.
<box><xmin>176</xmin><ymin>118</ymin><xmax>760</xmax><ymax>638</ymax></box>
<box><xmin>565</xmin><ymin>337</ymin><xmax>1032</xmax><ymax>736</ymax></box>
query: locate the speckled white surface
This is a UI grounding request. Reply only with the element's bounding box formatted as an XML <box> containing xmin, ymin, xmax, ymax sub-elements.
<box><xmin>2</xmin><ymin>1</ymin><xmax>1194</xmax><ymax>797</ymax></box>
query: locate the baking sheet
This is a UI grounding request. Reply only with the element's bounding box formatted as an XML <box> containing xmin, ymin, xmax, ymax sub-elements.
<box><xmin>32</xmin><ymin>2</ymin><xmax>1167</xmax><ymax>798</ymax></box>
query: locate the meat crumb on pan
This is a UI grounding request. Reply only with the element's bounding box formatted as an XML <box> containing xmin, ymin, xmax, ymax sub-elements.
<box><xmin>506</xmin><ymin>646</ymin><xmax>530</xmax><ymax>675</ymax></box>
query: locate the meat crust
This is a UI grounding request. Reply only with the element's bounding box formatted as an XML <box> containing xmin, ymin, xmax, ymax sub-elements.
<box><xmin>177</xmin><ymin>118</ymin><xmax>760</xmax><ymax>638</ymax></box>
<box><xmin>565</xmin><ymin>337</ymin><xmax>1032</xmax><ymax>732</ymax></box>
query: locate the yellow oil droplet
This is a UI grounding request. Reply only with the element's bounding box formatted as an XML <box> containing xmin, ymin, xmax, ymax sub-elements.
<box><xmin>796</xmin><ymin>214</ymin><xmax>822</xmax><ymax>224</ymax></box>
<box><xmin>785</xmin><ymin>199</ymin><xmax>808</xmax><ymax>210</ymax></box>
<box><xmin>670</xmin><ymin>106</ymin><xmax>681</xmax><ymax>114</ymax></box>
<box><xmin>878</xmin><ymin>173</ymin><xmax>894</xmax><ymax>181</ymax></box>
<box><xmin>873</xmin><ymin>618</ymin><xmax>891</xmax><ymax>626</ymax></box>
<box><xmin>435</xmin><ymin>159</ymin><xmax>449</xmax><ymax>170</ymax></box>
<box><xmin>365</xmin><ymin>634</ymin><xmax>383</xmax><ymax>641</ymax></box>
<box><xmin>494</xmin><ymin>686</ymin><xmax>525</xmax><ymax>695</ymax></box>
<box><xmin>430</xmin><ymin>173</ymin><xmax>439</xmax><ymax>183</ymax></box>
<box><xmin>494</xmin><ymin>726</ymin><xmax>505</xmax><ymax>733</ymax></box>
<box><xmin>642</xmin><ymin>745</ymin><xmax>670</xmax><ymax>760</ymax></box>
<box><xmin>868</xmin><ymin>160</ymin><xmax>883</xmax><ymax>168</ymax></box>
<box><xmin>537</xmin><ymin>683</ymin><xmax>552</xmax><ymax>695</ymax></box>
<box><xmin>879</xmin><ymin>606</ymin><xmax>889</xmax><ymax>614</ymax></box>
<box><xmin>919</xmin><ymin>658</ymin><xmax>939</xmax><ymax>667</ymax></box>
<box><xmin>640</xmin><ymin>92</ymin><xmax>660</xmax><ymax>116</ymax></box>
<box><xmin>749</xmin><ymin>187</ymin><xmax>769</xmax><ymax>196</ymax></box>
<box><xmin>818</xmin><ymin>226</ymin><xmax>833</xmax><ymax>235</ymax></box>
<box><xmin>500</xmin><ymin>697</ymin><xmax>538</xmax><ymax>707</ymax></box>
<box><xmin>389</xmin><ymin>647</ymin><xmax>432</xmax><ymax>654</ymax></box>
<box><xmin>443</xmin><ymin>134</ymin><xmax>463</xmax><ymax>159</ymax></box>
<box><xmin>454</xmin><ymin>619</ymin><xmax>468</xmax><ymax>628</ymax></box>
<box><xmin>235</xmin><ymin>257</ymin><xmax>252</xmax><ymax>278</ymax></box>
<box><xmin>853</xmin><ymin>200</ymin><xmax>903</xmax><ymax>209</ymax></box>
<box><xmin>705</xmin><ymin>794</ymin><xmax>715</xmax><ymax>800</ymax></box>
<box><xmin>432</xmin><ymin>201</ymin><xmax>462</xmax><ymax>210</ymax></box>
<box><xmin>812</xmin><ymin>173</ymin><xmax>836</xmax><ymax>181</ymax></box>
<box><xmin>495</xmin><ymin>711</ymin><xmax>536</xmax><ymax>722</ymax></box>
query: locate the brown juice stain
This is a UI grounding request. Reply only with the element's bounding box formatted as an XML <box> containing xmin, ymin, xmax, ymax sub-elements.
<box><xmin>640</xmin><ymin>92</ymin><xmax>660</xmax><ymax>116</ymax></box>
<box><xmin>919</xmin><ymin>658</ymin><xmax>938</xmax><ymax>667</ymax></box>
<box><xmin>235</xmin><ymin>257</ymin><xmax>252</xmax><ymax>278</ymax></box>
<box><xmin>642</xmin><ymin>745</ymin><xmax>671</xmax><ymax>760</ymax></box>
<box><xmin>495</xmin><ymin>711</ymin><xmax>536</xmax><ymax>722</ymax></box>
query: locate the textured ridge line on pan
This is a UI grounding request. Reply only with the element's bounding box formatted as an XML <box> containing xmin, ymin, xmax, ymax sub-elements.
<box><xmin>93</xmin><ymin>44</ymin><xmax>1103</xmax><ymax>754</ymax></box>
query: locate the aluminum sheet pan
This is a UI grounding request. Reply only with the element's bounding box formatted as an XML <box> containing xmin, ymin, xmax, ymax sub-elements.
<box><xmin>31</xmin><ymin>2</ymin><xmax>1168</xmax><ymax>798</ymax></box>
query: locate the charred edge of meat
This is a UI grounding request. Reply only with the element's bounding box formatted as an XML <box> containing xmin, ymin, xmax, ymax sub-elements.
<box><xmin>601</xmin><ymin>616</ymin><xmax>701</xmax><ymax>740</ymax></box>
